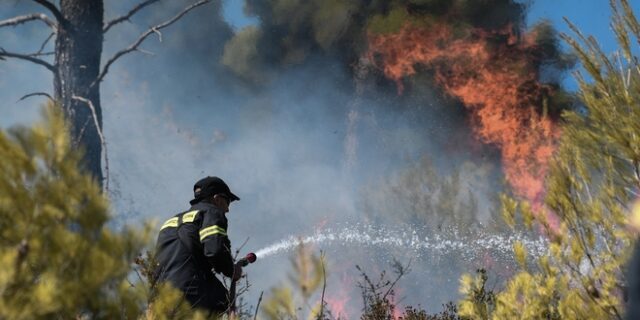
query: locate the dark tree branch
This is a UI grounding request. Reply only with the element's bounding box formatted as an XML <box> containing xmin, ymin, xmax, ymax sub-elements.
<box><xmin>71</xmin><ymin>95</ymin><xmax>110</xmax><ymax>193</ymax></box>
<box><xmin>0</xmin><ymin>48</ymin><xmax>55</xmax><ymax>72</ymax></box>
<box><xmin>32</xmin><ymin>0</ymin><xmax>64</xmax><ymax>24</ymax></box>
<box><xmin>75</xmin><ymin>118</ymin><xmax>91</xmax><ymax>149</ymax></box>
<box><xmin>17</xmin><ymin>92</ymin><xmax>54</xmax><ymax>103</ymax></box>
<box><xmin>382</xmin><ymin>259</ymin><xmax>411</xmax><ymax>300</ymax></box>
<box><xmin>36</xmin><ymin>32</ymin><xmax>56</xmax><ymax>55</ymax></box>
<box><xmin>73</xmin><ymin>118</ymin><xmax>91</xmax><ymax>148</ymax></box>
<box><xmin>103</xmin><ymin>0</ymin><xmax>162</xmax><ymax>33</ymax></box>
<box><xmin>94</xmin><ymin>0</ymin><xmax>212</xmax><ymax>86</ymax></box>
<box><xmin>29</xmin><ymin>51</ymin><xmax>54</xmax><ymax>57</ymax></box>
<box><xmin>253</xmin><ymin>291</ymin><xmax>263</xmax><ymax>320</ymax></box>
<box><xmin>319</xmin><ymin>251</ymin><xmax>327</xmax><ymax>319</ymax></box>
<box><xmin>0</xmin><ymin>13</ymin><xmax>57</xmax><ymax>31</ymax></box>
<box><xmin>233</xmin><ymin>237</ymin><xmax>250</xmax><ymax>260</ymax></box>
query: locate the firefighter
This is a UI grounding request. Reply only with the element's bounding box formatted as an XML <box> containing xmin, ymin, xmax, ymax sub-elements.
<box><xmin>155</xmin><ymin>176</ymin><xmax>242</xmax><ymax>315</ymax></box>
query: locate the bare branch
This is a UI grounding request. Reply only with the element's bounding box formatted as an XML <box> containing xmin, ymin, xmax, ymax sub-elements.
<box><xmin>17</xmin><ymin>92</ymin><xmax>54</xmax><ymax>103</ymax></box>
<box><xmin>136</xmin><ymin>48</ymin><xmax>156</xmax><ymax>56</ymax></box>
<box><xmin>36</xmin><ymin>32</ymin><xmax>56</xmax><ymax>55</ymax></box>
<box><xmin>29</xmin><ymin>51</ymin><xmax>54</xmax><ymax>57</ymax></box>
<box><xmin>0</xmin><ymin>48</ymin><xmax>55</xmax><ymax>72</ymax></box>
<box><xmin>75</xmin><ymin>118</ymin><xmax>91</xmax><ymax>148</ymax></box>
<box><xmin>94</xmin><ymin>0</ymin><xmax>212</xmax><ymax>86</ymax></box>
<box><xmin>235</xmin><ymin>276</ymin><xmax>251</xmax><ymax>296</ymax></box>
<box><xmin>319</xmin><ymin>251</ymin><xmax>327</xmax><ymax>319</ymax></box>
<box><xmin>382</xmin><ymin>259</ymin><xmax>411</xmax><ymax>299</ymax></box>
<box><xmin>71</xmin><ymin>95</ymin><xmax>110</xmax><ymax>193</ymax></box>
<box><xmin>253</xmin><ymin>291</ymin><xmax>263</xmax><ymax>320</ymax></box>
<box><xmin>234</xmin><ymin>237</ymin><xmax>251</xmax><ymax>260</ymax></box>
<box><xmin>151</xmin><ymin>28</ymin><xmax>162</xmax><ymax>42</ymax></box>
<box><xmin>103</xmin><ymin>0</ymin><xmax>162</xmax><ymax>33</ymax></box>
<box><xmin>0</xmin><ymin>13</ymin><xmax>57</xmax><ymax>31</ymax></box>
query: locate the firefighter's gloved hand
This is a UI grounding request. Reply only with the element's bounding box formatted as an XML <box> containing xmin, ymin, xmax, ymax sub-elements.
<box><xmin>232</xmin><ymin>263</ymin><xmax>243</xmax><ymax>281</ymax></box>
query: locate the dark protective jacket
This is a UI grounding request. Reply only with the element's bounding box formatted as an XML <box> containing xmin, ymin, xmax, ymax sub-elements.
<box><xmin>155</xmin><ymin>201</ymin><xmax>235</xmax><ymax>313</ymax></box>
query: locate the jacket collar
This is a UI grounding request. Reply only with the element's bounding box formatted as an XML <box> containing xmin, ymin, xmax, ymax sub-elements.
<box><xmin>190</xmin><ymin>201</ymin><xmax>224</xmax><ymax>213</ymax></box>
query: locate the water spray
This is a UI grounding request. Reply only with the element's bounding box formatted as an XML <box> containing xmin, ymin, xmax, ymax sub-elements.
<box><xmin>253</xmin><ymin>224</ymin><xmax>548</xmax><ymax>263</ymax></box>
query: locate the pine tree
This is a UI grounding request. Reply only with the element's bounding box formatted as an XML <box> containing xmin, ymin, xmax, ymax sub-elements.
<box><xmin>0</xmin><ymin>104</ymin><xmax>203</xmax><ymax>319</ymax></box>
<box><xmin>261</xmin><ymin>244</ymin><xmax>328</xmax><ymax>320</ymax></box>
<box><xmin>459</xmin><ymin>0</ymin><xmax>640</xmax><ymax>318</ymax></box>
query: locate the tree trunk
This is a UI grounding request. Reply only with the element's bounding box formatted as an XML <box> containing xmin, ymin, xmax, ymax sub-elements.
<box><xmin>54</xmin><ymin>0</ymin><xmax>104</xmax><ymax>185</ymax></box>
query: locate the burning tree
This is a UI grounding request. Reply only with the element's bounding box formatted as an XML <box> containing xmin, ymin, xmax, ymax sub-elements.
<box><xmin>224</xmin><ymin>1</ymin><xmax>575</xmax><ymax>314</ymax></box>
<box><xmin>223</xmin><ymin>0</ymin><xmax>574</xmax><ymax>220</ymax></box>
<box><xmin>365</xmin><ymin>7</ymin><xmax>575</xmax><ymax>217</ymax></box>
<box><xmin>0</xmin><ymin>0</ymin><xmax>213</xmax><ymax>189</ymax></box>
<box><xmin>459</xmin><ymin>0</ymin><xmax>640</xmax><ymax>318</ymax></box>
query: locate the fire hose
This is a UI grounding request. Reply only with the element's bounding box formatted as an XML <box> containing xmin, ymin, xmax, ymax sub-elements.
<box><xmin>228</xmin><ymin>252</ymin><xmax>257</xmax><ymax>314</ymax></box>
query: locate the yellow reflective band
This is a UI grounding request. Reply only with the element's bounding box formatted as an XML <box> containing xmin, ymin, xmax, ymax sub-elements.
<box><xmin>182</xmin><ymin>210</ymin><xmax>199</xmax><ymax>223</ymax></box>
<box><xmin>160</xmin><ymin>217</ymin><xmax>179</xmax><ymax>231</ymax></box>
<box><xmin>199</xmin><ymin>225</ymin><xmax>227</xmax><ymax>241</ymax></box>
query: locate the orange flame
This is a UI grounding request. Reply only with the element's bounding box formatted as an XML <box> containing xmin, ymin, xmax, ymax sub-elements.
<box><xmin>325</xmin><ymin>290</ymin><xmax>350</xmax><ymax>319</ymax></box>
<box><xmin>391</xmin><ymin>288</ymin><xmax>404</xmax><ymax>319</ymax></box>
<box><xmin>367</xmin><ymin>23</ymin><xmax>559</xmax><ymax>208</ymax></box>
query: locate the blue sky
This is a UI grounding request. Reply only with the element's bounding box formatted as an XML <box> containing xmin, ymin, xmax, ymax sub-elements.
<box><xmin>222</xmin><ymin>0</ymin><xmax>256</xmax><ymax>29</ymax></box>
<box><xmin>526</xmin><ymin>0</ymin><xmax>629</xmax><ymax>52</ymax></box>
<box><xmin>527</xmin><ymin>0</ymin><xmax>640</xmax><ymax>86</ymax></box>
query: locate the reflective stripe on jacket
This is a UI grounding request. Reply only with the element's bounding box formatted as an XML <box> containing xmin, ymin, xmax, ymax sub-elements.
<box><xmin>155</xmin><ymin>201</ymin><xmax>234</xmax><ymax>312</ymax></box>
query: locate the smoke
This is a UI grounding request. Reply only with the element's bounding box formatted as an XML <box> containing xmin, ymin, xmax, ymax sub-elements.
<box><xmin>368</xmin><ymin>22</ymin><xmax>560</xmax><ymax>209</ymax></box>
<box><xmin>361</xmin><ymin>157</ymin><xmax>503</xmax><ymax>230</ymax></box>
<box><xmin>0</xmin><ymin>0</ymin><xmax>574</xmax><ymax>315</ymax></box>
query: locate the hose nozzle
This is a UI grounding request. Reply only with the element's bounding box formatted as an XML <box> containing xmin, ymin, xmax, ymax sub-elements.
<box><xmin>237</xmin><ymin>252</ymin><xmax>257</xmax><ymax>267</ymax></box>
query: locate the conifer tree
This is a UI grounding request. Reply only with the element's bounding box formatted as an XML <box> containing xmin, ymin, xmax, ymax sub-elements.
<box><xmin>459</xmin><ymin>0</ymin><xmax>640</xmax><ymax>318</ymax></box>
<box><xmin>0</xmin><ymin>104</ymin><xmax>202</xmax><ymax>319</ymax></box>
<box><xmin>261</xmin><ymin>244</ymin><xmax>328</xmax><ymax>320</ymax></box>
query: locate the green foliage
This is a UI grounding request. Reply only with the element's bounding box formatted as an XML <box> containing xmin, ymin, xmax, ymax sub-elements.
<box><xmin>223</xmin><ymin>0</ymin><xmax>362</xmax><ymax>81</ymax></box>
<box><xmin>459</xmin><ymin>0</ymin><xmax>640</xmax><ymax>318</ymax></box>
<box><xmin>368</xmin><ymin>8</ymin><xmax>411</xmax><ymax>35</ymax></box>
<box><xmin>311</xmin><ymin>0</ymin><xmax>357</xmax><ymax>50</ymax></box>
<box><xmin>458</xmin><ymin>269</ymin><xmax>495</xmax><ymax>319</ymax></box>
<box><xmin>143</xmin><ymin>283</ymin><xmax>207</xmax><ymax>320</ymax></box>
<box><xmin>222</xmin><ymin>26</ymin><xmax>265</xmax><ymax>84</ymax></box>
<box><xmin>262</xmin><ymin>244</ymin><xmax>329</xmax><ymax>320</ymax></box>
<box><xmin>0</xmin><ymin>105</ymin><xmax>210</xmax><ymax>319</ymax></box>
<box><xmin>0</xmin><ymin>105</ymin><xmax>142</xmax><ymax>318</ymax></box>
<box><xmin>289</xmin><ymin>244</ymin><xmax>324</xmax><ymax>301</ymax></box>
<box><xmin>262</xmin><ymin>286</ymin><xmax>298</xmax><ymax>320</ymax></box>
